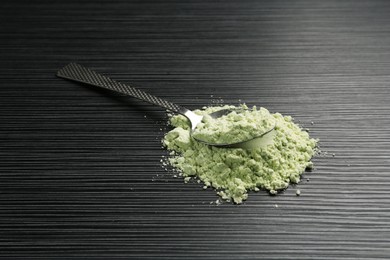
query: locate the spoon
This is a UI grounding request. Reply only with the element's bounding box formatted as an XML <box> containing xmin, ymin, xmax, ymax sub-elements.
<box><xmin>56</xmin><ymin>63</ymin><xmax>275</xmax><ymax>149</ymax></box>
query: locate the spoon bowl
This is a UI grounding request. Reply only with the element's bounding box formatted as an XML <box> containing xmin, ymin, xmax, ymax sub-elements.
<box><xmin>186</xmin><ymin>108</ymin><xmax>276</xmax><ymax>149</ymax></box>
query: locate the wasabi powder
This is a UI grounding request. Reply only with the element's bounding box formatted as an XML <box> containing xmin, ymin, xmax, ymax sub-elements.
<box><xmin>163</xmin><ymin>104</ymin><xmax>317</xmax><ymax>204</ymax></box>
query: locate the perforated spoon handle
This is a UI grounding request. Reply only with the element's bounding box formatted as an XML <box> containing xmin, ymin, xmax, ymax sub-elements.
<box><xmin>56</xmin><ymin>63</ymin><xmax>189</xmax><ymax>115</ymax></box>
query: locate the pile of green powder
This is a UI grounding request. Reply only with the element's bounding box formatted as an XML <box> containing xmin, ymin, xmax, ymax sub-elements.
<box><xmin>163</xmin><ymin>104</ymin><xmax>317</xmax><ymax>204</ymax></box>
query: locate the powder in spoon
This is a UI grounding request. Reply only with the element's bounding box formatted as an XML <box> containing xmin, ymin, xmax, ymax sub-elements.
<box><xmin>192</xmin><ymin>107</ymin><xmax>275</xmax><ymax>144</ymax></box>
<box><xmin>162</xmin><ymin>104</ymin><xmax>317</xmax><ymax>204</ymax></box>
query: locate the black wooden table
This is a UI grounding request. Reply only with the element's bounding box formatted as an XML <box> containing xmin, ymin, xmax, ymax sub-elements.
<box><xmin>1</xmin><ymin>1</ymin><xmax>390</xmax><ymax>259</ymax></box>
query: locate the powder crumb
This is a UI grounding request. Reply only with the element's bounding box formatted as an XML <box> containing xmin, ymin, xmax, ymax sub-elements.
<box><xmin>162</xmin><ymin>104</ymin><xmax>317</xmax><ymax>204</ymax></box>
<box><xmin>274</xmin><ymin>204</ymin><xmax>278</xmax><ymax>208</ymax></box>
<box><xmin>296</xmin><ymin>189</ymin><xmax>301</xmax><ymax>196</ymax></box>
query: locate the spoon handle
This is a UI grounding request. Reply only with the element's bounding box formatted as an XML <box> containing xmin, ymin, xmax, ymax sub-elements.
<box><xmin>57</xmin><ymin>63</ymin><xmax>188</xmax><ymax>115</ymax></box>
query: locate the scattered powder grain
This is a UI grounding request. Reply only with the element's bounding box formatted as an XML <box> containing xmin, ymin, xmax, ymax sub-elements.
<box><xmin>162</xmin><ymin>104</ymin><xmax>317</xmax><ymax>204</ymax></box>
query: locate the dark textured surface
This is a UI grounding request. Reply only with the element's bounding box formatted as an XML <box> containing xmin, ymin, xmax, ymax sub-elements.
<box><xmin>1</xmin><ymin>0</ymin><xmax>390</xmax><ymax>259</ymax></box>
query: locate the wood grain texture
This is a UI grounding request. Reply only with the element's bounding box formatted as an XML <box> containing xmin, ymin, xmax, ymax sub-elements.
<box><xmin>1</xmin><ymin>0</ymin><xmax>390</xmax><ymax>259</ymax></box>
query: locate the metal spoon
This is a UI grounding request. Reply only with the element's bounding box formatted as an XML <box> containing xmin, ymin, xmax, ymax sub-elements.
<box><xmin>56</xmin><ymin>63</ymin><xmax>275</xmax><ymax>149</ymax></box>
